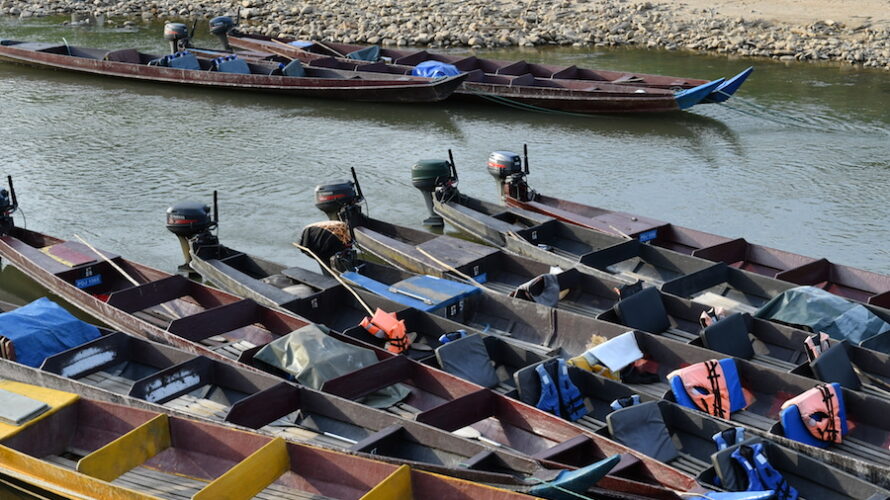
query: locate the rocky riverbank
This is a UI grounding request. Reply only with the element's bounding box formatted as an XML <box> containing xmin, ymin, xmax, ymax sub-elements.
<box><xmin>2</xmin><ymin>0</ymin><xmax>889</xmax><ymax>70</ymax></box>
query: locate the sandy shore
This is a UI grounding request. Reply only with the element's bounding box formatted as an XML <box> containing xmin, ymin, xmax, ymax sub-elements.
<box><xmin>648</xmin><ymin>0</ymin><xmax>889</xmax><ymax>27</ymax></box>
<box><xmin>2</xmin><ymin>0</ymin><xmax>889</xmax><ymax>69</ymax></box>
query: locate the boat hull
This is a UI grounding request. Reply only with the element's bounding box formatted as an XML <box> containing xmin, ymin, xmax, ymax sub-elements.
<box><xmin>0</xmin><ymin>42</ymin><xmax>465</xmax><ymax>103</ymax></box>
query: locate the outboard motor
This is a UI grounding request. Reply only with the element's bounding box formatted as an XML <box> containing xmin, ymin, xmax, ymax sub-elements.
<box><xmin>314</xmin><ymin>167</ymin><xmax>366</xmax><ymax>229</ymax></box>
<box><xmin>165</xmin><ymin>193</ymin><xmax>218</xmax><ymax>271</ymax></box>
<box><xmin>209</xmin><ymin>16</ymin><xmax>236</xmax><ymax>52</ymax></box>
<box><xmin>410</xmin><ymin>152</ymin><xmax>457</xmax><ymax>227</ymax></box>
<box><xmin>487</xmin><ymin>145</ymin><xmax>532</xmax><ymax>201</ymax></box>
<box><xmin>0</xmin><ymin>176</ymin><xmax>18</xmax><ymax>236</ymax></box>
<box><xmin>163</xmin><ymin>22</ymin><xmax>191</xmax><ymax>54</ymax></box>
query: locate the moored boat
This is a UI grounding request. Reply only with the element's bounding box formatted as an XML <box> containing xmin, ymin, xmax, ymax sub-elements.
<box><xmin>0</xmin><ymin>39</ymin><xmax>466</xmax><ymax>103</ymax></box>
<box><xmin>401</xmin><ymin>154</ymin><xmax>890</xmax><ymax>350</ymax></box>
<box><xmin>0</xmin><ymin>379</ymin><xmax>539</xmax><ymax>500</ymax></box>
<box><xmin>482</xmin><ymin>147</ymin><xmax>890</xmax><ymax>308</ymax></box>
<box><xmin>227</xmin><ymin>31</ymin><xmax>754</xmax><ymax>113</ymax></box>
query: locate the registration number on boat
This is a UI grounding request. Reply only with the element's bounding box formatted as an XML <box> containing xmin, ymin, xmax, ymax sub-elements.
<box><xmin>638</xmin><ymin>230</ymin><xmax>657</xmax><ymax>243</ymax></box>
<box><xmin>75</xmin><ymin>274</ymin><xmax>102</xmax><ymax>289</ymax></box>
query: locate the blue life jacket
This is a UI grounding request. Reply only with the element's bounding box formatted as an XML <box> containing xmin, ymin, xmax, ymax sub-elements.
<box><xmin>713</xmin><ymin>427</ymin><xmax>746</xmax><ymax>450</ymax></box>
<box><xmin>535</xmin><ymin>363</ymin><xmax>562</xmax><ymax>417</ymax></box>
<box><xmin>731</xmin><ymin>442</ymin><xmax>798</xmax><ymax>500</ymax></box>
<box><xmin>557</xmin><ymin>359</ymin><xmax>586</xmax><ymax>421</ymax></box>
<box><xmin>610</xmin><ymin>394</ymin><xmax>641</xmax><ymax>411</ymax></box>
<box><xmin>535</xmin><ymin>360</ymin><xmax>587</xmax><ymax>421</ymax></box>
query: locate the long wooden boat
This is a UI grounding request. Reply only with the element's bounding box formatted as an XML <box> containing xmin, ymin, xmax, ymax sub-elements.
<box><xmin>348</xmin><ymin>215</ymin><xmax>641</xmax><ymax>317</ymax></box>
<box><xmin>0</xmin><ymin>379</ymin><xmax>537</xmax><ymax>500</ymax></box>
<box><xmin>346</xmin><ymin>211</ymin><xmax>803</xmax><ymax>326</ymax></box>
<box><xmin>421</xmin><ymin>173</ymin><xmax>890</xmax><ymax>346</ymax></box>
<box><xmin>0</xmin><ymin>40</ymin><xmax>466</xmax><ymax>103</ymax></box>
<box><xmin>431</xmin><ymin>188</ymin><xmax>795</xmax><ymax>298</ymax></box>
<box><xmin>0</xmin><ymin>228</ymin><xmax>706</xmax><ymax>496</ymax></box>
<box><xmin>227</xmin><ymin>33</ymin><xmax>749</xmax><ymax>113</ymax></box>
<box><xmin>181</xmin><ymin>232</ymin><xmax>890</xmax><ymax>488</ymax></box>
<box><xmin>489</xmin><ymin>158</ymin><xmax>890</xmax><ymax>308</ymax></box>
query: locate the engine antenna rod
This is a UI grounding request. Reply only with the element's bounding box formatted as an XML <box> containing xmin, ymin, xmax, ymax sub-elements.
<box><xmin>212</xmin><ymin>190</ymin><xmax>219</xmax><ymax>227</ymax></box>
<box><xmin>447</xmin><ymin>149</ymin><xmax>458</xmax><ymax>181</ymax></box>
<box><xmin>350</xmin><ymin>167</ymin><xmax>365</xmax><ymax>202</ymax></box>
<box><xmin>523</xmin><ymin>144</ymin><xmax>530</xmax><ymax>174</ymax></box>
<box><xmin>7</xmin><ymin>175</ymin><xmax>18</xmax><ymax>211</ymax></box>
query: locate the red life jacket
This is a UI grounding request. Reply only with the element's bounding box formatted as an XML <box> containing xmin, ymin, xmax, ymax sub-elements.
<box><xmin>360</xmin><ymin>308</ymin><xmax>411</xmax><ymax>354</ymax></box>
<box><xmin>669</xmin><ymin>359</ymin><xmax>732</xmax><ymax>419</ymax></box>
<box><xmin>780</xmin><ymin>384</ymin><xmax>843</xmax><ymax>444</ymax></box>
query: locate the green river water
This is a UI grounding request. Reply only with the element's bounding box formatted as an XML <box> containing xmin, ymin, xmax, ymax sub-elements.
<box><xmin>0</xmin><ymin>15</ymin><xmax>888</xmax><ymax>292</ymax></box>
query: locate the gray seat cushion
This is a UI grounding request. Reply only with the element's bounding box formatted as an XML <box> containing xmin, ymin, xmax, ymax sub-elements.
<box><xmin>810</xmin><ymin>340</ymin><xmax>861</xmax><ymax>390</ymax></box>
<box><xmin>614</xmin><ymin>287</ymin><xmax>670</xmax><ymax>333</ymax></box>
<box><xmin>606</xmin><ymin>401</ymin><xmax>678</xmax><ymax>462</ymax></box>
<box><xmin>435</xmin><ymin>334</ymin><xmax>500</xmax><ymax>388</ymax></box>
<box><xmin>700</xmin><ymin>313</ymin><xmax>755</xmax><ymax>360</ymax></box>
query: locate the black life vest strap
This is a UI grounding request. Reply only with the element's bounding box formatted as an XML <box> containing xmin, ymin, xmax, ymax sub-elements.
<box><xmin>704</xmin><ymin>360</ymin><xmax>726</xmax><ymax>418</ymax></box>
<box><xmin>816</xmin><ymin>384</ymin><xmax>839</xmax><ymax>442</ymax></box>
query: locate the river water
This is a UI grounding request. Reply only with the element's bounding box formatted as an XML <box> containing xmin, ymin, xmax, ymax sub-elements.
<box><xmin>1</xmin><ymin>16</ymin><xmax>888</xmax><ymax>291</ymax></box>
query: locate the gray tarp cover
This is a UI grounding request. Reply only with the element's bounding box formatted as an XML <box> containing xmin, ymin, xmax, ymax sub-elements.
<box><xmin>754</xmin><ymin>286</ymin><xmax>890</xmax><ymax>345</ymax></box>
<box><xmin>254</xmin><ymin>323</ymin><xmax>409</xmax><ymax>408</ymax></box>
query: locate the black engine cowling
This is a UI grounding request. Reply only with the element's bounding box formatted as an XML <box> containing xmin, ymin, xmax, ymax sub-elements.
<box><xmin>486</xmin><ymin>149</ymin><xmax>532</xmax><ymax>201</ymax></box>
<box><xmin>209</xmin><ymin>16</ymin><xmax>235</xmax><ymax>35</ymax></box>
<box><xmin>314</xmin><ymin>180</ymin><xmax>361</xmax><ymax>220</ymax></box>
<box><xmin>165</xmin><ymin>201</ymin><xmax>214</xmax><ymax>238</ymax></box>
<box><xmin>486</xmin><ymin>151</ymin><xmax>522</xmax><ymax>179</ymax></box>
<box><xmin>163</xmin><ymin>22</ymin><xmax>191</xmax><ymax>53</ymax></box>
<box><xmin>209</xmin><ymin>16</ymin><xmax>236</xmax><ymax>51</ymax></box>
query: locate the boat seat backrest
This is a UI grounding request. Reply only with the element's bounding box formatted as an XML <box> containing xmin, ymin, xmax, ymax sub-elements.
<box><xmin>213</xmin><ymin>55</ymin><xmax>251</xmax><ymax>74</ymax></box>
<box><xmin>282</xmin><ymin>59</ymin><xmax>306</xmax><ymax>77</ymax></box>
<box><xmin>606</xmin><ymin>401</ymin><xmax>678</xmax><ymax>462</ymax></box>
<box><xmin>614</xmin><ymin>286</ymin><xmax>670</xmax><ymax>333</ymax></box>
<box><xmin>435</xmin><ymin>334</ymin><xmax>500</xmax><ymax>389</ymax></box>
<box><xmin>700</xmin><ymin>313</ymin><xmax>755</xmax><ymax>360</ymax></box>
<box><xmin>166</xmin><ymin>51</ymin><xmax>201</xmax><ymax>70</ymax></box>
<box><xmin>514</xmin><ymin>358</ymin><xmax>565</xmax><ymax>405</ymax></box>
<box><xmin>103</xmin><ymin>48</ymin><xmax>141</xmax><ymax>64</ymax></box>
<box><xmin>809</xmin><ymin>340</ymin><xmax>861</xmax><ymax>390</ymax></box>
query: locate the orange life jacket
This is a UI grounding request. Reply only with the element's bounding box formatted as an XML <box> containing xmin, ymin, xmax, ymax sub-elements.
<box><xmin>360</xmin><ymin>308</ymin><xmax>411</xmax><ymax>354</ymax></box>
<box><xmin>781</xmin><ymin>384</ymin><xmax>843</xmax><ymax>444</ymax></box>
<box><xmin>669</xmin><ymin>359</ymin><xmax>732</xmax><ymax>419</ymax></box>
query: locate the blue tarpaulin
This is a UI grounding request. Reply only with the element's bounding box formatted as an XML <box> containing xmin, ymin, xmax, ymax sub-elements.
<box><xmin>412</xmin><ymin>60</ymin><xmax>461</xmax><ymax>78</ymax></box>
<box><xmin>0</xmin><ymin>298</ymin><xmax>100</xmax><ymax>367</ymax></box>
